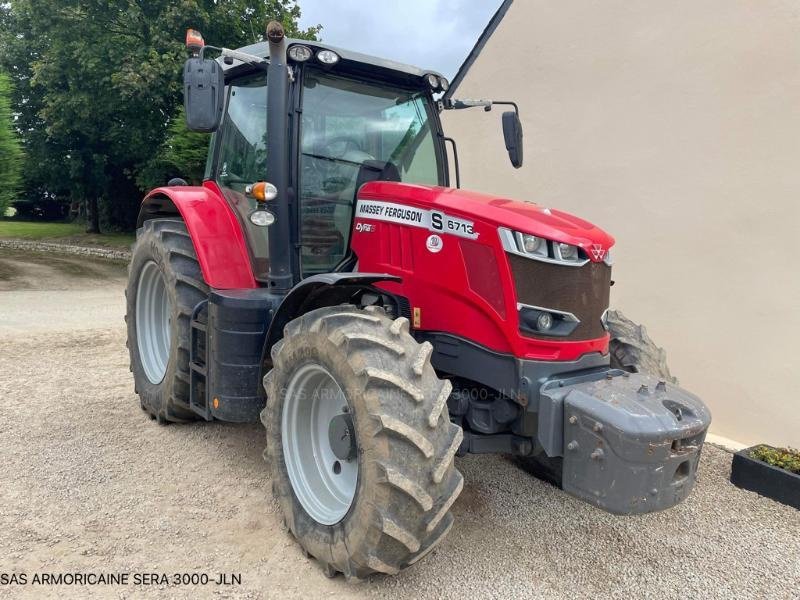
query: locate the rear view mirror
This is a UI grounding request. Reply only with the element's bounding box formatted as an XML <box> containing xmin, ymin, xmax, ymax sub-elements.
<box><xmin>183</xmin><ymin>58</ymin><xmax>224</xmax><ymax>132</ymax></box>
<box><xmin>502</xmin><ymin>111</ymin><xmax>523</xmax><ymax>168</ymax></box>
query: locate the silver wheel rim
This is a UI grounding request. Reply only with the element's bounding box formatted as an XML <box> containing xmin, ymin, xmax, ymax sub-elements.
<box><xmin>136</xmin><ymin>261</ymin><xmax>171</xmax><ymax>384</ymax></box>
<box><xmin>282</xmin><ymin>363</ymin><xmax>358</xmax><ymax>525</ymax></box>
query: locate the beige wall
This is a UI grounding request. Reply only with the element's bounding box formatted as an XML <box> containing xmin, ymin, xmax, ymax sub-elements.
<box><xmin>443</xmin><ymin>0</ymin><xmax>800</xmax><ymax>448</ymax></box>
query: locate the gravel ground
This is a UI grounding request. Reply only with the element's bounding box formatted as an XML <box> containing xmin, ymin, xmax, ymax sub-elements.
<box><xmin>0</xmin><ymin>250</ymin><xmax>127</xmax><ymax>335</ymax></box>
<box><xmin>1</xmin><ymin>251</ymin><xmax>799</xmax><ymax>599</ymax></box>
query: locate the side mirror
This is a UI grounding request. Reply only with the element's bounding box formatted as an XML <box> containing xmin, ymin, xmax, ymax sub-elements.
<box><xmin>502</xmin><ymin>111</ymin><xmax>523</xmax><ymax>168</ymax></box>
<box><xmin>183</xmin><ymin>57</ymin><xmax>224</xmax><ymax>132</ymax></box>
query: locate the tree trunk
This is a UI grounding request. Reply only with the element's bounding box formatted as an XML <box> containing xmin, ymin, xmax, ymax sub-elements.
<box><xmin>86</xmin><ymin>196</ymin><xmax>100</xmax><ymax>233</ymax></box>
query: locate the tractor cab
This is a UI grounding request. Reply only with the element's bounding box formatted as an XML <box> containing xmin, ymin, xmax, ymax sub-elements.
<box><xmin>216</xmin><ymin>43</ymin><xmax>446</xmax><ymax>280</ymax></box>
<box><xmin>183</xmin><ymin>27</ymin><xmax>521</xmax><ymax>286</ymax></box>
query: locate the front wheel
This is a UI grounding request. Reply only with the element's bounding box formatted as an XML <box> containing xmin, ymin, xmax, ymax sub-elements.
<box><xmin>607</xmin><ymin>309</ymin><xmax>676</xmax><ymax>382</ymax></box>
<box><xmin>262</xmin><ymin>305</ymin><xmax>464</xmax><ymax>579</ymax></box>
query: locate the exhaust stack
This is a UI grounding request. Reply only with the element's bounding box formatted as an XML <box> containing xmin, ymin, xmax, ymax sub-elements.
<box><xmin>265</xmin><ymin>20</ymin><xmax>294</xmax><ymax>292</ymax></box>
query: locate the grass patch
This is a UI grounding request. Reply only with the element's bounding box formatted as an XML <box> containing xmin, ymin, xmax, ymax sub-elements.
<box><xmin>0</xmin><ymin>220</ymin><xmax>85</xmax><ymax>239</ymax></box>
<box><xmin>751</xmin><ymin>445</ymin><xmax>800</xmax><ymax>474</ymax></box>
<box><xmin>0</xmin><ymin>220</ymin><xmax>134</xmax><ymax>249</ymax></box>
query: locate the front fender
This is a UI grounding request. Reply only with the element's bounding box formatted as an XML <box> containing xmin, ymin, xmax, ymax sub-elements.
<box><xmin>264</xmin><ymin>273</ymin><xmax>402</xmax><ymax>355</ymax></box>
<box><xmin>138</xmin><ymin>181</ymin><xmax>256</xmax><ymax>289</ymax></box>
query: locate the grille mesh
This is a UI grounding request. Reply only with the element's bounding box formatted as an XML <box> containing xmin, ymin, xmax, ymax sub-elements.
<box><xmin>507</xmin><ymin>254</ymin><xmax>611</xmax><ymax>341</ymax></box>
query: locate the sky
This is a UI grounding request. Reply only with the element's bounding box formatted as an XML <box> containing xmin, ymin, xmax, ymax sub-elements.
<box><xmin>297</xmin><ymin>0</ymin><xmax>504</xmax><ymax>80</ymax></box>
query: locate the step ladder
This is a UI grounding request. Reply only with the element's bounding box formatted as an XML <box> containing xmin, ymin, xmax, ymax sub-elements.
<box><xmin>189</xmin><ymin>300</ymin><xmax>211</xmax><ymax>420</ymax></box>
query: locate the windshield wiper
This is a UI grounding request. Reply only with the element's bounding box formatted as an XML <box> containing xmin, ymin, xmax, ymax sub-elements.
<box><xmin>302</xmin><ymin>152</ymin><xmax>363</xmax><ymax>168</ymax></box>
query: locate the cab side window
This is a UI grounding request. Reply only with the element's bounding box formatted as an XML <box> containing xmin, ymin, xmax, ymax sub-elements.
<box><xmin>215</xmin><ymin>75</ymin><xmax>269</xmax><ymax>279</ymax></box>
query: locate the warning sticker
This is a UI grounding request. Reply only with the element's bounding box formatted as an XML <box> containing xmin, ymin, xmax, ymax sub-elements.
<box><xmin>355</xmin><ymin>199</ymin><xmax>478</xmax><ymax>240</ymax></box>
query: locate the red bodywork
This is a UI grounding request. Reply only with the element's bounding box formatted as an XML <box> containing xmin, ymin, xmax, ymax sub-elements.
<box><xmin>143</xmin><ymin>181</ymin><xmax>256</xmax><ymax>289</ymax></box>
<box><xmin>351</xmin><ymin>182</ymin><xmax>615</xmax><ymax>362</ymax></box>
<box><xmin>144</xmin><ymin>179</ymin><xmax>614</xmax><ymax>362</ymax></box>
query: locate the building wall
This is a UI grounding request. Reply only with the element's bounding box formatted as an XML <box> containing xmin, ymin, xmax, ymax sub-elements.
<box><xmin>442</xmin><ymin>0</ymin><xmax>800</xmax><ymax>447</ymax></box>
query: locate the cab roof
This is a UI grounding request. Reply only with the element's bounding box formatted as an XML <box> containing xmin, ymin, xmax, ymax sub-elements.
<box><xmin>223</xmin><ymin>39</ymin><xmax>444</xmax><ymax>88</ymax></box>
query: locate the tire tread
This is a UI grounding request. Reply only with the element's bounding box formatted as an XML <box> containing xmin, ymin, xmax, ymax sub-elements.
<box><xmin>263</xmin><ymin>304</ymin><xmax>463</xmax><ymax>578</ymax></box>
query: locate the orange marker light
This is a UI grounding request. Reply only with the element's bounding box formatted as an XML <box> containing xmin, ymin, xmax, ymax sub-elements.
<box><xmin>213</xmin><ymin>397</ymin><xmax>219</xmax><ymax>410</ymax></box>
<box><xmin>245</xmin><ymin>181</ymin><xmax>278</xmax><ymax>203</ymax></box>
<box><xmin>186</xmin><ymin>29</ymin><xmax>205</xmax><ymax>52</ymax></box>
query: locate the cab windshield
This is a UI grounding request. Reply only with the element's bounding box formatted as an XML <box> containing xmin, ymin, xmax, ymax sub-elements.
<box><xmin>299</xmin><ymin>71</ymin><xmax>443</xmax><ymax>274</ymax></box>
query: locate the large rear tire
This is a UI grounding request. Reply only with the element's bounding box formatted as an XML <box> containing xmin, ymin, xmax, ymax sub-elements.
<box><xmin>262</xmin><ymin>305</ymin><xmax>463</xmax><ymax>579</ymax></box>
<box><xmin>126</xmin><ymin>219</ymin><xmax>208</xmax><ymax>422</ymax></box>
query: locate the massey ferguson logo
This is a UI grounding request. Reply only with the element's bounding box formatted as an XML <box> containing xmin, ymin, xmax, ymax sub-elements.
<box><xmin>590</xmin><ymin>244</ymin><xmax>606</xmax><ymax>261</ymax></box>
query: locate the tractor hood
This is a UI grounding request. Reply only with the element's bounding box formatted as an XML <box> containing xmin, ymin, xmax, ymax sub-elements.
<box><xmin>357</xmin><ymin>181</ymin><xmax>615</xmax><ymax>259</ymax></box>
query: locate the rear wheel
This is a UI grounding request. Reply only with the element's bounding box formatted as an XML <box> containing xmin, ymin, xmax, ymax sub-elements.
<box><xmin>126</xmin><ymin>219</ymin><xmax>208</xmax><ymax>422</ymax></box>
<box><xmin>262</xmin><ymin>305</ymin><xmax>464</xmax><ymax>578</ymax></box>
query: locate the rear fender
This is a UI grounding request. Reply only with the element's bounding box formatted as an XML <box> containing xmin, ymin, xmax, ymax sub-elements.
<box><xmin>137</xmin><ymin>182</ymin><xmax>256</xmax><ymax>289</ymax></box>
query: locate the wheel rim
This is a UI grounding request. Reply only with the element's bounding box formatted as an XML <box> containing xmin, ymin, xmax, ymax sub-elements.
<box><xmin>282</xmin><ymin>363</ymin><xmax>359</xmax><ymax>525</ymax></box>
<box><xmin>136</xmin><ymin>261</ymin><xmax>171</xmax><ymax>384</ymax></box>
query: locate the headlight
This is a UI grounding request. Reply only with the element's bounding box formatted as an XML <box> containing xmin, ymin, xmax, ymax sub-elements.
<box><xmin>439</xmin><ymin>77</ymin><xmax>449</xmax><ymax>92</ymax></box>
<box><xmin>426</xmin><ymin>73</ymin><xmax>440</xmax><ymax>90</ymax></box>
<box><xmin>520</xmin><ymin>234</ymin><xmax>543</xmax><ymax>254</ymax></box>
<box><xmin>288</xmin><ymin>45</ymin><xmax>313</xmax><ymax>62</ymax></box>
<box><xmin>249</xmin><ymin>209</ymin><xmax>276</xmax><ymax>227</ymax></box>
<box><xmin>557</xmin><ymin>242</ymin><xmax>579</xmax><ymax>261</ymax></box>
<box><xmin>514</xmin><ymin>231</ymin><xmax>546</xmax><ymax>257</ymax></box>
<box><xmin>536</xmin><ymin>312</ymin><xmax>553</xmax><ymax>331</ymax></box>
<box><xmin>317</xmin><ymin>49</ymin><xmax>339</xmax><ymax>65</ymax></box>
<box><xmin>498</xmin><ymin>227</ymin><xmax>590</xmax><ymax>267</ymax></box>
<box><xmin>518</xmin><ymin>302</ymin><xmax>580</xmax><ymax>337</ymax></box>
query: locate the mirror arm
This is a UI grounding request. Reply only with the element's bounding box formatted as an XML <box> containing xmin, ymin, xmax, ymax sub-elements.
<box><xmin>196</xmin><ymin>45</ymin><xmax>267</xmax><ymax>68</ymax></box>
<box><xmin>444</xmin><ymin>98</ymin><xmax>493</xmax><ymax>111</ymax></box>
<box><xmin>491</xmin><ymin>100</ymin><xmax>519</xmax><ymax>116</ymax></box>
<box><xmin>443</xmin><ymin>99</ymin><xmax>519</xmax><ymax>116</ymax></box>
<box><xmin>219</xmin><ymin>48</ymin><xmax>267</xmax><ymax>66</ymax></box>
<box><xmin>197</xmin><ymin>45</ymin><xmax>220</xmax><ymax>60</ymax></box>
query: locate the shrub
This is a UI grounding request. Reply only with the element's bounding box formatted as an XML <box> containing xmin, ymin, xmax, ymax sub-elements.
<box><xmin>751</xmin><ymin>445</ymin><xmax>800</xmax><ymax>474</ymax></box>
<box><xmin>0</xmin><ymin>72</ymin><xmax>23</xmax><ymax>215</ymax></box>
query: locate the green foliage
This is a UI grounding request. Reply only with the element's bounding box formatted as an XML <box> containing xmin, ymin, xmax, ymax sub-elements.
<box><xmin>0</xmin><ymin>1</ymin><xmax>320</xmax><ymax>231</ymax></box>
<box><xmin>751</xmin><ymin>445</ymin><xmax>800</xmax><ymax>474</ymax></box>
<box><xmin>0</xmin><ymin>72</ymin><xmax>23</xmax><ymax>215</ymax></box>
<box><xmin>0</xmin><ymin>220</ymin><xmax>86</xmax><ymax>239</ymax></box>
<box><xmin>136</xmin><ymin>107</ymin><xmax>211</xmax><ymax>190</ymax></box>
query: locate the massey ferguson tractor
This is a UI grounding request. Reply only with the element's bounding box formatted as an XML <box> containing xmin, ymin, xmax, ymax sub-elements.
<box><xmin>126</xmin><ymin>22</ymin><xmax>711</xmax><ymax>579</ymax></box>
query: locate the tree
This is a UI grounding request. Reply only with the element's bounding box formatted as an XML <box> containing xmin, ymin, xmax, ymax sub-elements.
<box><xmin>0</xmin><ymin>72</ymin><xmax>23</xmax><ymax>216</ymax></box>
<box><xmin>136</xmin><ymin>107</ymin><xmax>211</xmax><ymax>190</ymax></box>
<box><xmin>138</xmin><ymin>2</ymin><xmax>322</xmax><ymax>193</ymax></box>
<box><xmin>0</xmin><ymin>1</ymin><xmax>320</xmax><ymax>231</ymax></box>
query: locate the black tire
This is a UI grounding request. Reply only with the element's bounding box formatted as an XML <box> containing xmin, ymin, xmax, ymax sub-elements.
<box><xmin>262</xmin><ymin>305</ymin><xmax>464</xmax><ymax>579</ymax></box>
<box><xmin>126</xmin><ymin>219</ymin><xmax>208</xmax><ymax>423</ymax></box>
<box><xmin>607</xmin><ymin>309</ymin><xmax>676</xmax><ymax>383</ymax></box>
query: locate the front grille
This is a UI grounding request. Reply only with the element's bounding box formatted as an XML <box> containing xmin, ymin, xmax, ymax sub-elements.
<box><xmin>507</xmin><ymin>254</ymin><xmax>611</xmax><ymax>341</ymax></box>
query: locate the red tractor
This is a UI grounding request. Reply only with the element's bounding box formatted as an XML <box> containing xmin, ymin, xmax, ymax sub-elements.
<box><xmin>126</xmin><ymin>22</ymin><xmax>711</xmax><ymax>579</ymax></box>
